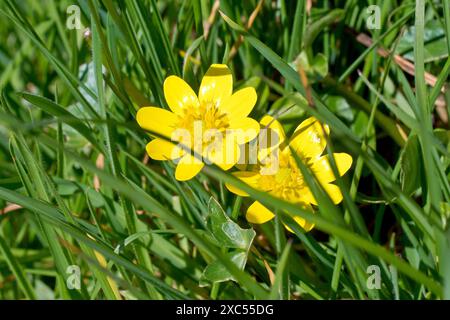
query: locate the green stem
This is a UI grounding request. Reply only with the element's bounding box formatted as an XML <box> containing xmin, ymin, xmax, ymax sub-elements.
<box><xmin>231</xmin><ymin>196</ymin><xmax>243</xmax><ymax>220</ymax></box>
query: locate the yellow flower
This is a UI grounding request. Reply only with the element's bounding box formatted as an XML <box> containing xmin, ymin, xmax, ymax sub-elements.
<box><xmin>226</xmin><ymin>116</ymin><xmax>353</xmax><ymax>232</ymax></box>
<box><xmin>136</xmin><ymin>64</ymin><xmax>260</xmax><ymax>181</ymax></box>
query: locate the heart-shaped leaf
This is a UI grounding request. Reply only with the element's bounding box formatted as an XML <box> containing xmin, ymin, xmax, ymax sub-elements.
<box><xmin>200</xmin><ymin>251</ymin><xmax>247</xmax><ymax>286</ymax></box>
<box><xmin>206</xmin><ymin>197</ymin><xmax>255</xmax><ymax>251</ymax></box>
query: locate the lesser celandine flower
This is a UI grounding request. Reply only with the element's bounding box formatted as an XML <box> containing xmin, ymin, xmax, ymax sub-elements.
<box><xmin>136</xmin><ymin>64</ymin><xmax>260</xmax><ymax>181</ymax></box>
<box><xmin>226</xmin><ymin>116</ymin><xmax>353</xmax><ymax>232</ymax></box>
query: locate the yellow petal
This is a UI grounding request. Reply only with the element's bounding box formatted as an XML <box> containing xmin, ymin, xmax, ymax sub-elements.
<box><xmin>323</xmin><ymin>183</ymin><xmax>343</xmax><ymax>204</ymax></box>
<box><xmin>136</xmin><ymin>107</ymin><xmax>178</xmax><ymax>138</ymax></box>
<box><xmin>257</xmin><ymin>116</ymin><xmax>285</xmax><ymax>165</ymax></box>
<box><xmin>302</xmin><ymin>183</ymin><xmax>343</xmax><ymax>205</ymax></box>
<box><xmin>205</xmin><ymin>137</ymin><xmax>240</xmax><ymax>170</ymax></box>
<box><xmin>259</xmin><ymin>115</ymin><xmax>286</xmax><ymax>146</ymax></box>
<box><xmin>221</xmin><ymin>87</ymin><xmax>257</xmax><ymax>120</ymax></box>
<box><xmin>246</xmin><ymin>201</ymin><xmax>275</xmax><ymax>224</ymax></box>
<box><xmin>225</xmin><ymin>171</ymin><xmax>260</xmax><ymax>197</ymax></box>
<box><xmin>311</xmin><ymin>153</ymin><xmax>353</xmax><ymax>183</ymax></box>
<box><xmin>175</xmin><ymin>154</ymin><xmax>204</xmax><ymax>181</ymax></box>
<box><xmin>291</xmin><ymin>215</ymin><xmax>315</xmax><ymax>232</ymax></box>
<box><xmin>145</xmin><ymin>139</ymin><xmax>183</xmax><ymax>161</ymax></box>
<box><xmin>290</xmin><ymin>117</ymin><xmax>330</xmax><ymax>159</ymax></box>
<box><xmin>284</xmin><ymin>203</ymin><xmax>315</xmax><ymax>233</ymax></box>
<box><xmin>164</xmin><ymin>75</ymin><xmax>200</xmax><ymax>115</ymax></box>
<box><xmin>198</xmin><ymin>64</ymin><xmax>232</xmax><ymax>107</ymax></box>
<box><xmin>229</xmin><ymin>117</ymin><xmax>260</xmax><ymax>144</ymax></box>
<box><xmin>302</xmin><ymin>188</ymin><xmax>317</xmax><ymax>205</ymax></box>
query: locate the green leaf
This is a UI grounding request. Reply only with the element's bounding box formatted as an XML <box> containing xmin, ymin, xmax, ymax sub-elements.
<box><xmin>293</xmin><ymin>51</ymin><xmax>329</xmax><ymax>82</ymax></box>
<box><xmin>218</xmin><ymin>10</ymin><xmax>247</xmax><ymax>33</ymax></box>
<box><xmin>269</xmin><ymin>241</ymin><xmax>291</xmax><ymax>300</ymax></box>
<box><xmin>325</xmin><ymin>96</ymin><xmax>354</xmax><ymax>122</ymax></box>
<box><xmin>207</xmin><ymin>197</ymin><xmax>255</xmax><ymax>251</ymax></box>
<box><xmin>400</xmin><ymin>135</ymin><xmax>423</xmax><ymax>196</ymax></box>
<box><xmin>302</xmin><ymin>9</ymin><xmax>344</xmax><ymax>49</ymax></box>
<box><xmin>21</xmin><ymin>93</ymin><xmax>102</xmax><ymax>152</ymax></box>
<box><xmin>397</xmin><ymin>20</ymin><xmax>449</xmax><ymax>63</ymax></box>
<box><xmin>0</xmin><ymin>234</ymin><xmax>36</xmax><ymax>299</ymax></box>
<box><xmin>199</xmin><ymin>198</ymin><xmax>256</xmax><ymax>286</ymax></box>
<box><xmin>200</xmin><ymin>251</ymin><xmax>247</xmax><ymax>286</ymax></box>
<box><xmin>436</xmin><ymin>227</ymin><xmax>450</xmax><ymax>299</ymax></box>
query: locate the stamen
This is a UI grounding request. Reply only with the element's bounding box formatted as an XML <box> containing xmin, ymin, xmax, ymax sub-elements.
<box><xmin>175</xmin><ymin>102</ymin><xmax>230</xmax><ymax>147</ymax></box>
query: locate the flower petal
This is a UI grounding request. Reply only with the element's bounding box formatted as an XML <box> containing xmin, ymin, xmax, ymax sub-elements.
<box><xmin>290</xmin><ymin>215</ymin><xmax>315</xmax><ymax>232</ymax></box>
<box><xmin>259</xmin><ymin>115</ymin><xmax>286</xmax><ymax>146</ymax></box>
<box><xmin>198</xmin><ymin>64</ymin><xmax>232</xmax><ymax>107</ymax></box>
<box><xmin>229</xmin><ymin>117</ymin><xmax>260</xmax><ymax>144</ymax></box>
<box><xmin>290</xmin><ymin>117</ymin><xmax>330</xmax><ymax>159</ymax></box>
<box><xmin>302</xmin><ymin>189</ymin><xmax>317</xmax><ymax>205</ymax></box>
<box><xmin>164</xmin><ymin>75</ymin><xmax>200</xmax><ymax>115</ymax></box>
<box><xmin>246</xmin><ymin>201</ymin><xmax>275</xmax><ymax>224</ymax></box>
<box><xmin>225</xmin><ymin>171</ymin><xmax>260</xmax><ymax>197</ymax></box>
<box><xmin>175</xmin><ymin>154</ymin><xmax>204</xmax><ymax>181</ymax></box>
<box><xmin>323</xmin><ymin>183</ymin><xmax>343</xmax><ymax>204</ymax></box>
<box><xmin>136</xmin><ymin>107</ymin><xmax>178</xmax><ymax>138</ymax></box>
<box><xmin>221</xmin><ymin>87</ymin><xmax>257</xmax><ymax>119</ymax></box>
<box><xmin>283</xmin><ymin>203</ymin><xmax>315</xmax><ymax>233</ymax></box>
<box><xmin>302</xmin><ymin>183</ymin><xmax>343</xmax><ymax>205</ymax></box>
<box><xmin>146</xmin><ymin>139</ymin><xmax>183</xmax><ymax>160</ymax></box>
<box><xmin>311</xmin><ymin>153</ymin><xmax>353</xmax><ymax>183</ymax></box>
<box><xmin>257</xmin><ymin>115</ymin><xmax>286</xmax><ymax>163</ymax></box>
<box><xmin>205</xmin><ymin>137</ymin><xmax>240</xmax><ymax>171</ymax></box>
<box><xmin>235</xmin><ymin>142</ymin><xmax>259</xmax><ymax>172</ymax></box>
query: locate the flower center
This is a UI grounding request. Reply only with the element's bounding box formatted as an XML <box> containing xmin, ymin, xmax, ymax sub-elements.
<box><xmin>172</xmin><ymin>102</ymin><xmax>231</xmax><ymax>156</ymax></box>
<box><xmin>258</xmin><ymin>153</ymin><xmax>305</xmax><ymax>201</ymax></box>
<box><xmin>176</xmin><ymin>101</ymin><xmax>230</xmax><ymax>132</ymax></box>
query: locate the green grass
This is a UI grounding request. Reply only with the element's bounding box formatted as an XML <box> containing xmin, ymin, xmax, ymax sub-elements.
<box><xmin>0</xmin><ymin>0</ymin><xmax>449</xmax><ymax>300</ymax></box>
